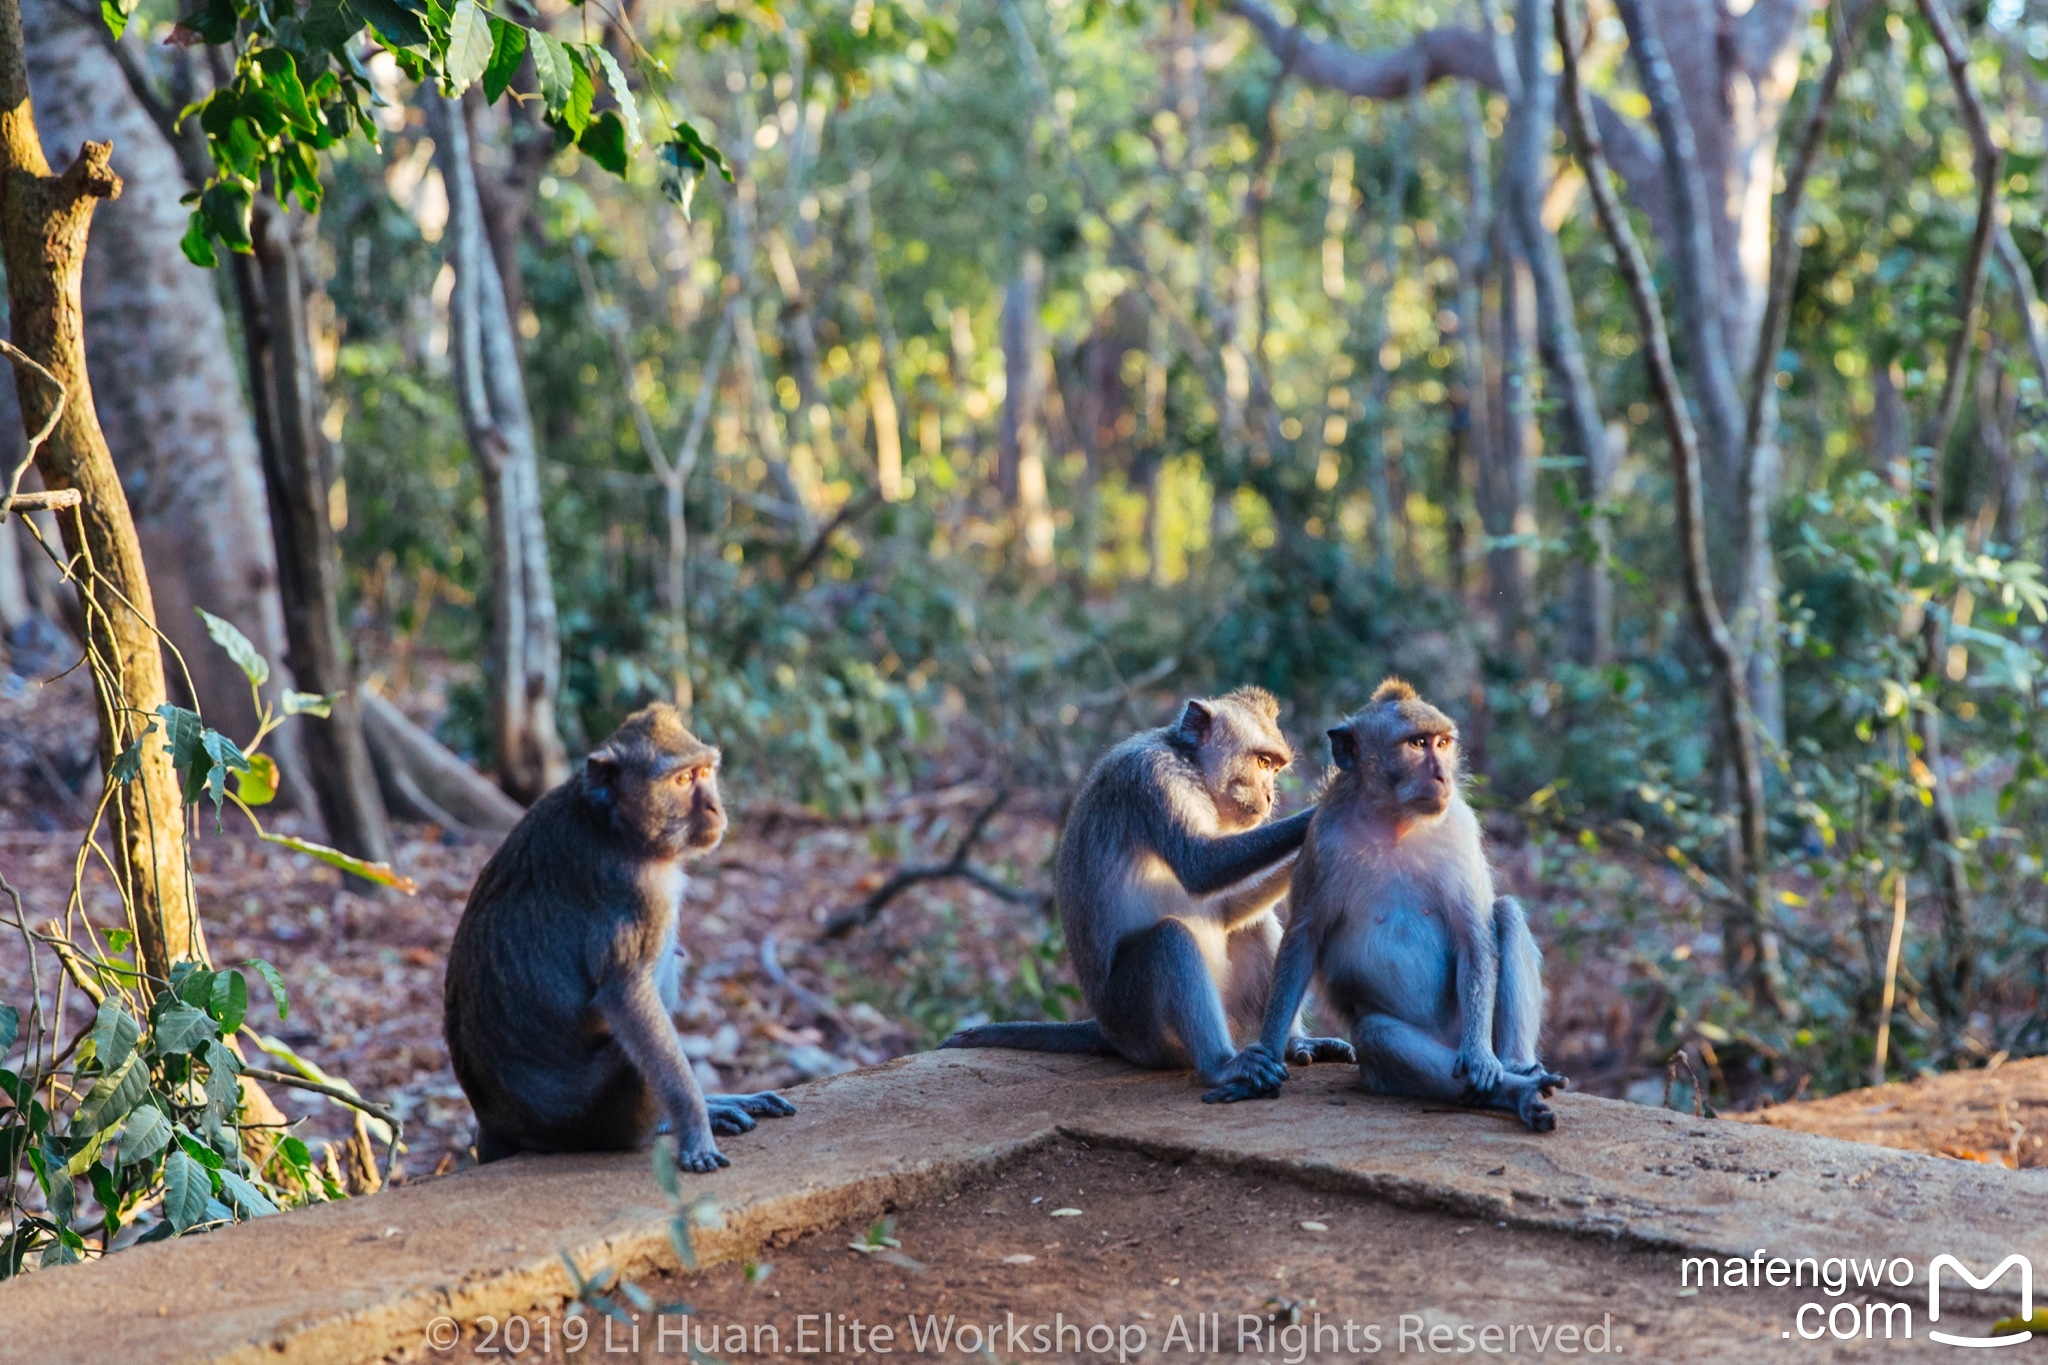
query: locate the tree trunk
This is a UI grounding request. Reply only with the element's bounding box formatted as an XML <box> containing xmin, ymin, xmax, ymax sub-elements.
<box><xmin>1478</xmin><ymin>222</ymin><xmax>1537</xmax><ymax>657</ymax></box>
<box><xmin>432</xmin><ymin>93</ymin><xmax>569</xmax><ymax>803</ymax></box>
<box><xmin>999</xmin><ymin>250</ymin><xmax>1054</xmax><ymax>569</ymax></box>
<box><xmin>14</xmin><ymin>0</ymin><xmax>314</xmax><ymax>806</ymax></box>
<box><xmin>1504</xmin><ymin>0</ymin><xmax>1613</xmax><ymax>665</ymax></box>
<box><xmin>0</xmin><ymin>0</ymin><xmax>200</xmax><ymax>976</ymax></box>
<box><xmin>228</xmin><ymin>200</ymin><xmax>393</xmax><ymax>865</ymax></box>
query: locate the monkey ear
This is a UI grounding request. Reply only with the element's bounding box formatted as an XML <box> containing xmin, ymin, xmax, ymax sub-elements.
<box><xmin>1176</xmin><ymin>700</ymin><xmax>1215</xmax><ymax>745</ymax></box>
<box><xmin>1328</xmin><ymin>727</ymin><xmax>1359</xmax><ymax>771</ymax></box>
<box><xmin>584</xmin><ymin>747</ymin><xmax>621</xmax><ymax>804</ymax></box>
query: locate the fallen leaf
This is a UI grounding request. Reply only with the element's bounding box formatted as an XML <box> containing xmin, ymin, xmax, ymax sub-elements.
<box><xmin>1298</xmin><ymin>1221</ymin><xmax>1328</xmax><ymax>1232</ymax></box>
<box><xmin>1001</xmin><ymin>1253</ymin><xmax>1036</xmax><ymax>1264</ymax></box>
<box><xmin>1050</xmin><ymin>1207</ymin><xmax>1083</xmax><ymax>1217</ymax></box>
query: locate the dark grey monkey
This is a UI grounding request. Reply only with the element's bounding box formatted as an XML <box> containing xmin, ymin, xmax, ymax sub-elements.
<box><xmin>445</xmin><ymin>703</ymin><xmax>794</xmax><ymax>1169</ymax></box>
<box><xmin>1205</xmin><ymin>679</ymin><xmax>1567</xmax><ymax>1128</ymax></box>
<box><xmin>942</xmin><ymin>687</ymin><xmax>1353</xmax><ymax>1092</ymax></box>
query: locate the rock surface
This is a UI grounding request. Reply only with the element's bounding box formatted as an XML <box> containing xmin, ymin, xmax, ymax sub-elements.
<box><xmin>3</xmin><ymin>1050</ymin><xmax>2043</xmax><ymax>1364</ymax></box>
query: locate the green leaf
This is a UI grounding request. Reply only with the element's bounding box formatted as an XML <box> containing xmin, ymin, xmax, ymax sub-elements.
<box><xmin>195</xmin><ymin>608</ymin><xmax>270</xmax><ymax>687</ymax></box>
<box><xmin>483</xmin><ymin>18</ymin><xmax>528</xmax><ymax>102</ymax></box>
<box><xmin>119</xmin><ymin>1105</ymin><xmax>172</xmax><ymax>1167</ymax></box>
<box><xmin>302</xmin><ymin>0</ymin><xmax>366</xmax><ymax>53</ymax></box>
<box><xmin>208</xmin><ymin>972</ymin><xmax>249</xmax><ymax>1036</ymax></box>
<box><xmin>217</xmin><ymin>1170</ymin><xmax>278</xmax><ymax>1218</ymax></box>
<box><xmin>156</xmin><ymin>704</ymin><xmax>210</xmax><ymax>805</ymax></box>
<box><xmin>258</xmin><ymin>832</ymin><xmax>420</xmax><ymax>893</ymax></box>
<box><xmin>179</xmin><ymin>210</ymin><xmax>219</xmax><ymax>269</ymax></box>
<box><xmin>91</xmin><ymin>1000</ymin><xmax>141</xmax><ymax>1073</ymax></box>
<box><xmin>236</xmin><ymin>752</ymin><xmax>279</xmax><ymax>806</ymax></box>
<box><xmin>655</xmin><ymin>120</ymin><xmax>730</xmax><ymax>219</ymax></box>
<box><xmin>199</xmin><ymin>1039</ymin><xmax>241</xmax><ymax>1142</ymax></box>
<box><xmin>444</xmin><ymin>0</ymin><xmax>492</xmax><ymax>94</ymax></box>
<box><xmin>0</xmin><ymin>1002</ymin><xmax>16</xmax><ymax>1056</ymax></box>
<box><xmin>578</xmin><ymin>109</ymin><xmax>629</xmax><ymax>176</ymax></box>
<box><xmin>587</xmin><ymin>44</ymin><xmax>640</xmax><ymax>151</ymax></box>
<box><xmin>150</xmin><ymin>1001</ymin><xmax>219</xmax><ymax>1057</ymax></box>
<box><xmin>253</xmin><ymin>50</ymin><xmax>317</xmax><ymax>135</ymax></box>
<box><xmin>176</xmin><ymin>0</ymin><xmax>238</xmax><ymax>44</ymax></box>
<box><xmin>111</xmin><ymin>718</ymin><xmax>158</xmax><ymax>785</ymax></box>
<box><xmin>281</xmin><ymin>689</ymin><xmax>337</xmax><ymax>718</ymax></box>
<box><xmin>532</xmin><ymin>32</ymin><xmax>577</xmax><ymax>120</ymax></box>
<box><xmin>200</xmin><ymin>730</ymin><xmax>250</xmax><ymax>815</ymax></box>
<box><xmin>200</xmin><ymin>178</ymin><xmax>254</xmax><ymax>255</ymax></box>
<box><xmin>72</xmin><ymin>1054</ymin><xmax>148</xmax><ymax>1135</ymax></box>
<box><xmin>163</xmin><ymin>1150</ymin><xmax>210</xmax><ymax>1233</ymax></box>
<box><xmin>351</xmin><ymin>0</ymin><xmax>429</xmax><ymax>50</ymax></box>
<box><xmin>242</xmin><ymin>959</ymin><xmax>290</xmax><ymax>1021</ymax></box>
<box><xmin>100</xmin><ymin>0</ymin><xmax>139</xmax><ymax>40</ymax></box>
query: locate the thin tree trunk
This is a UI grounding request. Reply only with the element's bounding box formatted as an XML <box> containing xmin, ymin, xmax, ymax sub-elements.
<box><xmin>1000</xmin><ymin>250</ymin><xmax>1054</xmax><ymax>568</ymax></box>
<box><xmin>1450</xmin><ymin>83</ymin><xmax>1494</xmax><ymax>604</ymax></box>
<box><xmin>1505</xmin><ymin>0</ymin><xmax>1613</xmax><ymax>665</ymax></box>
<box><xmin>1911</xmin><ymin>0</ymin><xmax>2003</xmax><ymax>1021</ymax></box>
<box><xmin>433</xmin><ymin>93</ymin><xmax>568</xmax><ymax>802</ymax></box>
<box><xmin>1560</xmin><ymin>0</ymin><xmax>1783</xmax><ymax>1014</ymax></box>
<box><xmin>1479</xmin><ymin>219</ymin><xmax>1537</xmax><ymax>657</ymax></box>
<box><xmin>0</xmin><ymin>0</ymin><xmax>199</xmax><ymax>976</ymax></box>
<box><xmin>229</xmin><ymin>201</ymin><xmax>393</xmax><ymax>865</ymax></box>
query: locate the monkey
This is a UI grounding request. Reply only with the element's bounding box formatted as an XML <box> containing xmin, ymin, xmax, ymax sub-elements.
<box><xmin>444</xmin><ymin>703</ymin><xmax>794</xmax><ymax>1170</ymax></box>
<box><xmin>1203</xmin><ymin>679</ymin><xmax>1567</xmax><ymax>1129</ymax></box>
<box><xmin>941</xmin><ymin>687</ymin><xmax>1354</xmax><ymax>1094</ymax></box>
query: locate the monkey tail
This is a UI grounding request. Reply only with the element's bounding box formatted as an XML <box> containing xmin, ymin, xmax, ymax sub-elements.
<box><xmin>939</xmin><ymin>1020</ymin><xmax>1114</xmax><ymax>1056</ymax></box>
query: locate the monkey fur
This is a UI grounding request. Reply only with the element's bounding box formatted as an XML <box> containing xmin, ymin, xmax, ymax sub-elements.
<box><xmin>1206</xmin><ymin>679</ymin><xmax>1567</xmax><ymax>1129</ymax></box>
<box><xmin>942</xmin><ymin>687</ymin><xmax>1353</xmax><ymax>1092</ymax></box>
<box><xmin>445</xmin><ymin>703</ymin><xmax>794</xmax><ymax>1170</ymax></box>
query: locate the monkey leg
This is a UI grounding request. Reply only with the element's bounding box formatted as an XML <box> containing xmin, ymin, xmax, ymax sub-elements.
<box><xmin>473</xmin><ymin>1125</ymin><xmax>521</xmax><ymax>1165</ymax></box>
<box><xmin>1098</xmin><ymin>918</ymin><xmax>1241</xmax><ymax>1085</ymax></box>
<box><xmin>1491</xmin><ymin>897</ymin><xmax>1568</xmax><ymax>1096</ymax></box>
<box><xmin>706</xmin><ymin>1090</ymin><xmax>798</xmax><ymax>1135</ymax></box>
<box><xmin>1353</xmin><ymin>1013</ymin><xmax>1558</xmax><ymax>1132</ymax></box>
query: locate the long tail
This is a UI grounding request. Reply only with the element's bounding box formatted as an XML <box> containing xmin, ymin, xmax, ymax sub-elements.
<box><xmin>939</xmin><ymin>1020</ymin><xmax>1113</xmax><ymax>1055</ymax></box>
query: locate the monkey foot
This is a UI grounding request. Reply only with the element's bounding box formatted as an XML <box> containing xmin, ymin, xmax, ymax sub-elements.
<box><xmin>1285</xmin><ymin>1035</ymin><xmax>1357</xmax><ymax>1066</ymax></box>
<box><xmin>1516</xmin><ymin>1094</ymin><xmax>1558</xmax><ymax>1133</ymax></box>
<box><xmin>676</xmin><ymin>1142</ymin><xmax>731</xmax><ymax>1172</ymax></box>
<box><xmin>1505</xmin><ymin>1062</ymin><xmax>1570</xmax><ymax>1097</ymax></box>
<box><xmin>707</xmin><ymin>1091</ymin><xmax>798</xmax><ymax>1135</ymax></box>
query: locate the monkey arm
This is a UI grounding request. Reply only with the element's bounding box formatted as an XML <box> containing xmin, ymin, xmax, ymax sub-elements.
<box><xmin>595</xmin><ymin>970</ymin><xmax>726</xmax><ymax>1170</ymax></box>
<box><xmin>1161</xmin><ymin>807</ymin><xmax>1315</xmax><ymax>899</ymax></box>
<box><xmin>1208</xmin><ymin>852</ymin><xmax>1297</xmax><ymax>928</ymax></box>
<box><xmin>1256</xmin><ymin>917</ymin><xmax>1319</xmax><ymax>1060</ymax></box>
<box><xmin>1450</xmin><ymin>902</ymin><xmax>1506</xmax><ymax>1095</ymax></box>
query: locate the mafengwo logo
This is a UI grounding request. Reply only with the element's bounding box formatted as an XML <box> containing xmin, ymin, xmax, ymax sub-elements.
<box><xmin>1928</xmin><ymin>1254</ymin><xmax>2032</xmax><ymax>1349</ymax></box>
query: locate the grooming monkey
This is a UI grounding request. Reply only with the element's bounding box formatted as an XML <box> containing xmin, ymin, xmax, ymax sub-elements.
<box><xmin>445</xmin><ymin>703</ymin><xmax>794</xmax><ymax>1169</ymax></box>
<box><xmin>1206</xmin><ymin>680</ymin><xmax>1567</xmax><ymax>1129</ymax></box>
<box><xmin>943</xmin><ymin>687</ymin><xmax>1354</xmax><ymax>1093</ymax></box>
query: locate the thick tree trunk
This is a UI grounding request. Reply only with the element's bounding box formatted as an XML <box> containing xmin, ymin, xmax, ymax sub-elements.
<box><xmin>1478</xmin><ymin>224</ymin><xmax>1537</xmax><ymax>657</ymax></box>
<box><xmin>14</xmin><ymin>0</ymin><xmax>314</xmax><ymax>804</ymax></box>
<box><xmin>0</xmin><ymin>0</ymin><xmax>200</xmax><ymax>975</ymax></box>
<box><xmin>432</xmin><ymin>93</ymin><xmax>568</xmax><ymax>803</ymax></box>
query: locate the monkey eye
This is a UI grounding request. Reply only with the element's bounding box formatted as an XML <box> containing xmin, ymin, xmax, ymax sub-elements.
<box><xmin>1408</xmin><ymin>737</ymin><xmax>1428</xmax><ymax>751</ymax></box>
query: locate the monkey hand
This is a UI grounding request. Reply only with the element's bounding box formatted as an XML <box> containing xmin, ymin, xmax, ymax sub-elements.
<box><xmin>1285</xmin><ymin>1035</ymin><xmax>1357</xmax><ymax>1067</ymax></box>
<box><xmin>1452</xmin><ymin>1044</ymin><xmax>1507</xmax><ymax>1096</ymax></box>
<box><xmin>1506</xmin><ymin>1062</ymin><xmax>1569</xmax><ymax>1097</ymax></box>
<box><xmin>707</xmin><ymin>1091</ymin><xmax>798</xmax><ymax>1135</ymax></box>
<box><xmin>1200</xmin><ymin>1044</ymin><xmax>1288</xmax><ymax>1104</ymax></box>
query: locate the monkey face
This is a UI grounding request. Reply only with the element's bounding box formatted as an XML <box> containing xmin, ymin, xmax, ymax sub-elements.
<box><xmin>1329</xmin><ymin>681</ymin><xmax>1463</xmax><ymax>826</ymax></box>
<box><xmin>1178</xmin><ymin>689</ymin><xmax>1293</xmax><ymax>830</ymax></box>
<box><xmin>1389</xmin><ymin>727</ymin><xmax>1458</xmax><ymax>816</ymax></box>
<box><xmin>584</xmin><ymin>703</ymin><xmax>728</xmax><ymax>857</ymax></box>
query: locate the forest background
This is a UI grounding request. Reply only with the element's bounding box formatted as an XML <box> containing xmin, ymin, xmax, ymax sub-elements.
<box><xmin>2</xmin><ymin>0</ymin><xmax>2047</xmax><ymax>1264</ymax></box>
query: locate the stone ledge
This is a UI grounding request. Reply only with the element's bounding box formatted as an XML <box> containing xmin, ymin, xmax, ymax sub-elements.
<box><xmin>3</xmin><ymin>1051</ymin><xmax>2043</xmax><ymax>1365</ymax></box>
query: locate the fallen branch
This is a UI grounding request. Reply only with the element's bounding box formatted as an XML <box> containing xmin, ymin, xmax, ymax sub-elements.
<box><xmin>821</xmin><ymin>790</ymin><xmax>1049</xmax><ymax>938</ymax></box>
<box><xmin>360</xmin><ymin>692</ymin><xmax>525</xmax><ymax>836</ymax></box>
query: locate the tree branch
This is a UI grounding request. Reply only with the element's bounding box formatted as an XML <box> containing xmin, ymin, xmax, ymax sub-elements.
<box><xmin>1557</xmin><ymin>0</ymin><xmax>1782</xmax><ymax>1015</ymax></box>
<box><xmin>820</xmin><ymin>790</ymin><xmax>1049</xmax><ymax>938</ymax></box>
<box><xmin>1224</xmin><ymin>1</ymin><xmax>1499</xmax><ymax>96</ymax></box>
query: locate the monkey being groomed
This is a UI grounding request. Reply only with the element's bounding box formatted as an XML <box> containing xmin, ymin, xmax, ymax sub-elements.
<box><xmin>941</xmin><ymin>687</ymin><xmax>1354</xmax><ymax>1094</ymax></box>
<box><xmin>1206</xmin><ymin>679</ymin><xmax>1568</xmax><ymax>1130</ymax></box>
<box><xmin>444</xmin><ymin>704</ymin><xmax>794</xmax><ymax>1170</ymax></box>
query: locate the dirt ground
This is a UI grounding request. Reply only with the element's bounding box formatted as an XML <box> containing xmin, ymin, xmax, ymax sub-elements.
<box><xmin>396</xmin><ymin>1138</ymin><xmax>1972</xmax><ymax>1363</ymax></box>
<box><xmin>1734</xmin><ymin>1056</ymin><xmax>2048</xmax><ymax>1169</ymax></box>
